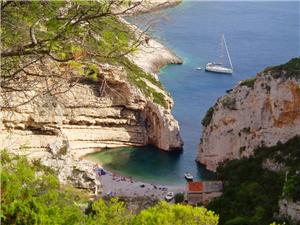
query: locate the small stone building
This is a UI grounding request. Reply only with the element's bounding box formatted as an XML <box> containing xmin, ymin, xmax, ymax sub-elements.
<box><xmin>186</xmin><ymin>181</ymin><xmax>223</xmax><ymax>205</ymax></box>
<box><xmin>186</xmin><ymin>182</ymin><xmax>204</xmax><ymax>205</ymax></box>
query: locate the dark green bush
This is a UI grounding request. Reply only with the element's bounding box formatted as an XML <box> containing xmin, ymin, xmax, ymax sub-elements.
<box><xmin>283</xmin><ymin>174</ymin><xmax>300</xmax><ymax>202</ymax></box>
<box><xmin>208</xmin><ymin>136</ymin><xmax>300</xmax><ymax>225</ymax></box>
<box><xmin>263</xmin><ymin>57</ymin><xmax>300</xmax><ymax>80</ymax></box>
<box><xmin>221</xmin><ymin>96</ymin><xmax>236</xmax><ymax>110</ymax></box>
<box><xmin>202</xmin><ymin>107</ymin><xmax>214</xmax><ymax>127</ymax></box>
<box><xmin>174</xmin><ymin>193</ymin><xmax>185</xmax><ymax>203</ymax></box>
<box><xmin>240</xmin><ymin>77</ymin><xmax>256</xmax><ymax>88</ymax></box>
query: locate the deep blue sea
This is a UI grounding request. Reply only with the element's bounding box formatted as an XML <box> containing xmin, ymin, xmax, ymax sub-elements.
<box><xmin>86</xmin><ymin>1</ymin><xmax>299</xmax><ymax>185</ymax></box>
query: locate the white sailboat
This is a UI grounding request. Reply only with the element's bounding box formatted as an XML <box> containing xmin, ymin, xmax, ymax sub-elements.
<box><xmin>205</xmin><ymin>34</ymin><xmax>233</xmax><ymax>74</ymax></box>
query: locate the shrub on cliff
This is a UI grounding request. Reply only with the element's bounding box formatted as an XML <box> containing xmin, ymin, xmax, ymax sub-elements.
<box><xmin>220</xmin><ymin>96</ymin><xmax>236</xmax><ymax>110</ymax></box>
<box><xmin>283</xmin><ymin>174</ymin><xmax>300</xmax><ymax>202</ymax></box>
<box><xmin>263</xmin><ymin>57</ymin><xmax>300</xmax><ymax>80</ymax></box>
<box><xmin>174</xmin><ymin>192</ymin><xmax>185</xmax><ymax>203</ymax></box>
<box><xmin>240</xmin><ymin>77</ymin><xmax>256</xmax><ymax>88</ymax></box>
<box><xmin>202</xmin><ymin>107</ymin><xmax>214</xmax><ymax>127</ymax></box>
<box><xmin>1</xmin><ymin>150</ymin><xmax>86</xmax><ymax>225</ymax></box>
<box><xmin>208</xmin><ymin>136</ymin><xmax>300</xmax><ymax>225</ymax></box>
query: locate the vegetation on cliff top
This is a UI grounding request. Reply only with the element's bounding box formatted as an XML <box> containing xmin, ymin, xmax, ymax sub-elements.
<box><xmin>1</xmin><ymin>150</ymin><xmax>219</xmax><ymax>225</ymax></box>
<box><xmin>240</xmin><ymin>77</ymin><xmax>256</xmax><ymax>88</ymax></box>
<box><xmin>238</xmin><ymin>58</ymin><xmax>300</xmax><ymax>90</ymax></box>
<box><xmin>208</xmin><ymin>136</ymin><xmax>300</xmax><ymax>225</ymax></box>
<box><xmin>1</xmin><ymin>0</ymin><xmax>167</xmax><ymax>109</ymax></box>
<box><xmin>117</xmin><ymin>57</ymin><xmax>168</xmax><ymax>108</ymax></box>
<box><xmin>202</xmin><ymin>107</ymin><xmax>214</xmax><ymax>127</ymax></box>
<box><xmin>263</xmin><ymin>57</ymin><xmax>300</xmax><ymax>79</ymax></box>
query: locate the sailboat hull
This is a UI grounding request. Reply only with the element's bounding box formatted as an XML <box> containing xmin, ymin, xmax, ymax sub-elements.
<box><xmin>205</xmin><ymin>63</ymin><xmax>233</xmax><ymax>74</ymax></box>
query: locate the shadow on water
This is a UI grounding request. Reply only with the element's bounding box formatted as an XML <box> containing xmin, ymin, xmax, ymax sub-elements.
<box><xmin>86</xmin><ymin>145</ymin><xmax>214</xmax><ymax>185</ymax></box>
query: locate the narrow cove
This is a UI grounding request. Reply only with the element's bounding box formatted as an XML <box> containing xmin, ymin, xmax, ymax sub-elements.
<box><xmin>86</xmin><ymin>1</ymin><xmax>299</xmax><ymax>184</ymax></box>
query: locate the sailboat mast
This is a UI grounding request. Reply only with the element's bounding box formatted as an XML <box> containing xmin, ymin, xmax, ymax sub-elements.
<box><xmin>220</xmin><ymin>35</ymin><xmax>224</xmax><ymax>65</ymax></box>
<box><xmin>223</xmin><ymin>34</ymin><xmax>233</xmax><ymax>70</ymax></box>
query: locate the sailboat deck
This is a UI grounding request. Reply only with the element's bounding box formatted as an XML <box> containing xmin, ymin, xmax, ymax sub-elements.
<box><xmin>204</xmin><ymin>34</ymin><xmax>233</xmax><ymax>74</ymax></box>
<box><xmin>205</xmin><ymin>63</ymin><xmax>233</xmax><ymax>74</ymax></box>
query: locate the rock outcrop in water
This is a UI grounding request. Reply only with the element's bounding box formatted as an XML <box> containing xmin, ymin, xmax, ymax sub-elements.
<box><xmin>197</xmin><ymin>58</ymin><xmax>300</xmax><ymax>171</ymax></box>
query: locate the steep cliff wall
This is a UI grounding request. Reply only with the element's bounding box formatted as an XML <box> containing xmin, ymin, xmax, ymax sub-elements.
<box><xmin>197</xmin><ymin>58</ymin><xmax>300</xmax><ymax>171</ymax></box>
<box><xmin>1</xmin><ymin>0</ymin><xmax>184</xmax><ymax>157</ymax></box>
<box><xmin>1</xmin><ymin>59</ymin><xmax>182</xmax><ymax>158</ymax></box>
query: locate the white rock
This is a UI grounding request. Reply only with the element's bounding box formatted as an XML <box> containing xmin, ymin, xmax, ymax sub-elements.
<box><xmin>197</xmin><ymin>74</ymin><xmax>300</xmax><ymax>171</ymax></box>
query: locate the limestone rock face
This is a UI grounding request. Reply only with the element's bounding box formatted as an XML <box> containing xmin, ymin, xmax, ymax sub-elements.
<box><xmin>1</xmin><ymin>61</ymin><xmax>182</xmax><ymax>158</ymax></box>
<box><xmin>120</xmin><ymin>17</ymin><xmax>183</xmax><ymax>75</ymax></box>
<box><xmin>197</xmin><ymin>68</ymin><xmax>300</xmax><ymax>171</ymax></box>
<box><xmin>143</xmin><ymin>101</ymin><xmax>183</xmax><ymax>150</ymax></box>
<box><xmin>39</xmin><ymin>151</ymin><xmax>98</xmax><ymax>191</ymax></box>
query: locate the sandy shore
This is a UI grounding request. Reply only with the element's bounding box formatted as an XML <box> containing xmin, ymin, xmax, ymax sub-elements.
<box><xmin>97</xmin><ymin>169</ymin><xmax>186</xmax><ymax>200</ymax></box>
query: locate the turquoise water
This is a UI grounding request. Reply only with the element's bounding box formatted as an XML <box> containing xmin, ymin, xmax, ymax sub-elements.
<box><xmin>85</xmin><ymin>146</ymin><xmax>214</xmax><ymax>185</ymax></box>
<box><xmin>87</xmin><ymin>1</ymin><xmax>299</xmax><ymax>184</ymax></box>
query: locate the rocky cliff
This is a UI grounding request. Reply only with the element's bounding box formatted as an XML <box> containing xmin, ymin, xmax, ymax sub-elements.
<box><xmin>197</xmin><ymin>58</ymin><xmax>300</xmax><ymax>171</ymax></box>
<box><xmin>1</xmin><ymin>0</ymin><xmax>184</xmax><ymax>158</ymax></box>
<box><xmin>1</xmin><ymin>57</ymin><xmax>183</xmax><ymax>158</ymax></box>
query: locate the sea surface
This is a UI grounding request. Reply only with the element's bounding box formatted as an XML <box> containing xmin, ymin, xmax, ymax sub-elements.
<box><xmin>86</xmin><ymin>1</ymin><xmax>299</xmax><ymax>185</ymax></box>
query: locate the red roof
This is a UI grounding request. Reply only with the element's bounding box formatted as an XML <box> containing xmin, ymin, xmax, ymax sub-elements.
<box><xmin>188</xmin><ymin>182</ymin><xmax>203</xmax><ymax>192</ymax></box>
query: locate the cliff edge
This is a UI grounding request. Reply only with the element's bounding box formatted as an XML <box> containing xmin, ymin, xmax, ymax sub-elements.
<box><xmin>0</xmin><ymin>1</ymin><xmax>184</xmax><ymax>158</ymax></box>
<box><xmin>197</xmin><ymin>58</ymin><xmax>300</xmax><ymax>171</ymax></box>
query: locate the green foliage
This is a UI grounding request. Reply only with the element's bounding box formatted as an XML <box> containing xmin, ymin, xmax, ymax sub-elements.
<box><xmin>131</xmin><ymin>202</ymin><xmax>219</xmax><ymax>225</ymax></box>
<box><xmin>1</xmin><ymin>151</ymin><xmax>219</xmax><ymax>225</ymax></box>
<box><xmin>202</xmin><ymin>107</ymin><xmax>214</xmax><ymax>127</ymax></box>
<box><xmin>224</xmin><ymin>216</ymin><xmax>250</xmax><ymax>225</ymax></box>
<box><xmin>263</xmin><ymin>57</ymin><xmax>300</xmax><ymax>79</ymax></box>
<box><xmin>283</xmin><ymin>174</ymin><xmax>300</xmax><ymax>202</ymax></box>
<box><xmin>174</xmin><ymin>193</ymin><xmax>185</xmax><ymax>203</ymax></box>
<box><xmin>1</xmin><ymin>152</ymin><xmax>85</xmax><ymax>225</ymax></box>
<box><xmin>220</xmin><ymin>96</ymin><xmax>236</xmax><ymax>110</ymax></box>
<box><xmin>118</xmin><ymin>57</ymin><xmax>168</xmax><ymax>108</ymax></box>
<box><xmin>1</xmin><ymin>1</ymin><xmax>169</xmax><ymax>109</ymax></box>
<box><xmin>240</xmin><ymin>77</ymin><xmax>256</xmax><ymax>88</ymax></box>
<box><xmin>1</xmin><ymin>149</ymin><xmax>11</xmax><ymax>164</ymax></box>
<box><xmin>86</xmin><ymin>198</ymin><xmax>132</xmax><ymax>225</ymax></box>
<box><xmin>1</xmin><ymin>1</ymin><xmax>134</xmax><ymax>62</ymax></box>
<box><xmin>208</xmin><ymin>136</ymin><xmax>300</xmax><ymax>225</ymax></box>
<box><xmin>254</xmin><ymin>136</ymin><xmax>300</xmax><ymax>173</ymax></box>
<box><xmin>270</xmin><ymin>222</ymin><xmax>286</xmax><ymax>225</ymax></box>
